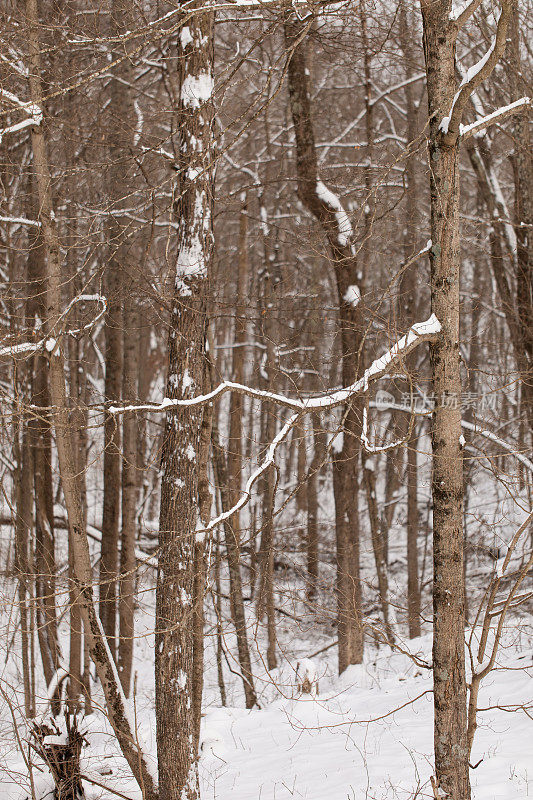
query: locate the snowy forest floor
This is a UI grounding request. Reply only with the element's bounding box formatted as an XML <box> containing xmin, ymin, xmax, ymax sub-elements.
<box><xmin>1</xmin><ymin>461</ymin><xmax>532</xmax><ymax>799</ymax></box>
<box><xmin>2</xmin><ymin>590</ymin><xmax>533</xmax><ymax>800</ymax></box>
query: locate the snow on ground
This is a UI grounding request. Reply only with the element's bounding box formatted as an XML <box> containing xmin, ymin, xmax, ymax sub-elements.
<box><xmin>198</xmin><ymin>633</ymin><xmax>533</xmax><ymax>800</ymax></box>
<box><xmin>3</xmin><ymin>622</ymin><xmax>533</xmax><ymax>800</ymax></box>
<box><xmin>1</xmin><ymin>436</ymin><xmax>531</xmax><ymax>799</ymax></box>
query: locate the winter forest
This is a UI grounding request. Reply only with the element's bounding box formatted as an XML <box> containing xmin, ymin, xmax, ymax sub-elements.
<box><xmin>0</xmin><ymin>0</ymin><xmax>531</xmax><ymax>798</ymax></box>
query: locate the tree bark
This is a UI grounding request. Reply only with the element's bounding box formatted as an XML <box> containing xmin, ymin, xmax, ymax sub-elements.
<box><xmin>399</xmin><ymin>0</ymin><xmax>422</xmax><ymax>639</ymax></box>
<box><xmin>211</xmin><ymin>417</ymin><xmax>258</xmax><ymax>708</ymax></box>
<box><xmin>26</xmin><ymin>192</ymin><xmax>62</xmax><ymax>710</ymax></box>
<box><xmin>420</xmin><ymin>0</ymin><xmax>512</xmax><ymax>795</ymax></box>
<box><xmin>118</xmin><ymin>292</ymin><xmax>138</xmax><ymax>696</ymax></box>
<box><xmin>285</xmin><ymin>11</ymin><xmax>364</xmax><ymax>672</ymax></box>
<box><xmin>421</xmin><ymin>2</ymin><xmax>469</xmax><ymax>790</ymax></box>
<box><xmin>25</xmin><ymin>2</ymin><xmax>157</xmax><ymax>795</ymax></box>
<box><xmin>154</xmin><ymin>5</ymin><xmax>214</xmax><ymax>797</ymax></box>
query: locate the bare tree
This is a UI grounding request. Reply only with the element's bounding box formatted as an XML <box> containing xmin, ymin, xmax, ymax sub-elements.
<box><xmin>419</xmin><ymin>1</ymin><xmax>515</xmax><ymax>796</ymax></box>
<box><xmin>154</xmin><ymin>4</ymin><xmax>215</xmax><ymax>797</ymax></box>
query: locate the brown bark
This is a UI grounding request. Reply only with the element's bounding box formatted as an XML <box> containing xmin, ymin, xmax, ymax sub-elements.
<box><xmin>306</xmin><ymin>421</ymin><xmax>325</xmax><ymax>603</ymax></box>
<box><xmin>99</xmin><ymin>0</ymin><xmax>139</xmax><ymax>652</ymax></box>
<box><xmin>99</xmin><ymin>268</ymin><xmax>122</xmax><ymax>654</ymax></box>
<box><xmin>296</xmin><ymin>421</ymin><xmax>308</xmax><ymax>514</ymax></box>
<box><xmin>118</xmin><ymin>292</ymin><xmax>138</xmax><ymax>697</ymax></box>
<box><xmin>421</xmin><ymin>1</ymin><xmax>469</xmax><ymax>790</ymax></box>
<box><xmin>363</xmin><ymin>455</ymin><xmax>395</xmax><ymax>644</ymax></box>
<box><xmin>14</xmin><ymin>416</ymin><xmax>35</xmax><ymax>718</ymax></box>
<box><xmin>25</xmin><ymin>2</ymin><xmax>157</xmax><ymax>795</ymax></box>
<box><xmin>210</xmin><ymin>202</ymin><xmax>258</xmax><ymax>708</ymax></box>
<box><xmin>256</xmin><ymin>253</ymin><xmax>279</xmax><ymax>672</ymax></box>
<box><xmin>154</xmin><ymin>6</ymin><xmax>214</xmax><ymax>798</ymax></box>
<box><xmin>214</xmin><ymin>529</ymin><xmax>227</xmax><ymax>707</ymax></box>
<box><xmin>399</xmin><ymin>0</ymin><xmax>422</xmax><ymax>640</ymax></box>
<box><xmin>211</xmin><ymin>416</ymin><xmax>258</xmax><ymax>708</ymax></box>
<box><xmin>26</xmin><ymin>193</ymin><xmax>61</xmax><ymax>708</ymax></box>
<box><xmin>420</xmin><ymin>1</ymin><xmax>511</xmax><ymax>795</ymax></box>
<box><xmin>68</xmin><ymin>331</ymin><xmax>84</xmax><ymax>710</ymax></box>
<box><xmin>509</xmin><ymin>4</ymin><xmax>533</xmax><ymax>436</ymax></box>
<box><xmin>285</xmin><ymin>11</ymin><xmax>364</xmax><ymax>672</ymax></box>
<box><xmin>192</xmin><ymin>375</ymin><xmax>213</xmax><ymax>752</ymax></box>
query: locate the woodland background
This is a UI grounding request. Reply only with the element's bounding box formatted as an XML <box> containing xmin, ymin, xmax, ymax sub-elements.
<box><xmin>0</xmin><ymin>0</ymin><xmax>531</xmax><ymax>798</ymax></box>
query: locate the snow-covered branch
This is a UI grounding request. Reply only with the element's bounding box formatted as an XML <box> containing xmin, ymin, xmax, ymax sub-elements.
<box><xmin>0</xmin><ymin>214</ymin><xmax>41</xmax><ymax>228</ymax></box>
<box><xmin>111</xmin><ymin>315</ymin><xmax>441</xmax><ymax>416</ymax></box>
<box><xmin>0</xmin><ymin>295</ymin><xmax>106</xmax><ymax>363</ymax></box>
<box><xmin>368</xmin><ymin>400</ymin><xmax>533</xmax><ymax>475</ymax></box>
<box><xmin>460</xmin><ymin>97</ymin><xmax>531</xmax><ymax>140</ymax></box>
<box><xmin>0</xmin><ymin>339</ymin><xmax>46</xmax><ymax>361</ymax></box>
<box><xmin>440</xmin><ymin>0</ymin><xmax>513</xmax><ymax>146</ymax></box>
<box><xmin>202</xmin><ymin>412</ymin><xmax>299</xmax><ymax>536</ymax></box>
<box><xmin>0</xmin><ymin>89</ymin><xmax>42</xmax><ymax>144</ymax></box>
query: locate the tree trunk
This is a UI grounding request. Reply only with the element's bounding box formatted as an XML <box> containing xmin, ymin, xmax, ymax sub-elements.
<box><xmin>211</xmin><ymin>417</ymin><xmax>258</xmax><ymax>708</ymax></box>
<box><xmin>99</xmin><ymin>0</ymin><xmax>140</xmax><ymax>653</ymax></box>
<box><xmin>14</xmin><ymin>413</ymin><xmax>35</xmax><ymax>718</ymax></box>
<box><xmin>509</xmin><ymin>3</ymin><xmax>533</xmax><ymax>438</ymax></box>
<box><xmin>25</xmin><ymin>2</ymin><xmax>157</xmax><ymax>795</ymax></box>
<box><xmin>399</xmin><ymin>0</ymin><xmax>422</xmax><ymax>640</ymax></box>
<box><xmin>363</xmin><ymin>455</ymin><xmax>395</xmax><ymax>644</ymax></box>
<box><xmin>154</xmin><ymin>6</ymin><xmax>214</xmax><ymax>797</ymax></box>
<box><xmin>285</xmin><ymin>11</ymin><xmax>364</xmax><ymax>672</ymax></box>
<box><xmin>306</xmin><ymin>420</ymin><xmax>325</xmax><ymax>603</ymax></box>
<box><xmin>26</xmin><ymin>189</ymin><xmax>62</xmax><ymax>709</ymax></box>
<box><xmin>99</xmin><ymin>266</ymin><xmax>122</xmax><ymax>655</ymax></box>
<box><xmin>210</xmin><ymin>209</ymin><xmax>258</xmax><ymax>706</ymax></box>
<box><xmin>420</xmin><ymin>2</ymin><xmax>471</xmax><ymax>795</ymax></box>
<box><xmin>118</xmin><ymin>293</ymin><xmax>138</xmax><ymax>696</ymax></box>
<box><xmin>256</xmin><ymin>260</ymin><xmax>279</xmax><ymax>672</ymax></box>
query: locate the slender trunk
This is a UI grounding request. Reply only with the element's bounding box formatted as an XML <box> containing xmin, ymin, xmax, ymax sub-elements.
<box><xmin>100</xmin><ymin>268</ymin><xmax>122</xmax><ymax>654</ymax></box>
<box><xmin>296</xmin><ymin>421</ymin><xmax>308</xmax><ymax>514</ymax></box>
<box><xmin>256</xmin><ymin>264</ymin><xmax>278</xmax><ymax>671</ymax></box>
<box><xmin>285</xmin><ymin>12</ymin><xmax>364</xmax><ymax>672</ymax></box>
<box><xmin>406</xmin><ymin>423</ymin><xmax>421</xmax><ymax>638</ymax></box>
<box><xmin>214</xmin><ymin>528</ymin><xmax>227</xmax><ymax>707</ymax></box>
<box><xmin>363</xmin><ymin>455</ymin><xmax>395</xmax><ymax>644</ymax></box>
<box><xmin>118</xmin><ymin>294</ymin><xmax>138</xmax><ymax>696</ymax></box>
<box><xmin>210</xmin><ymin>206</ymin><xmax>258</xmax><ymax>706</ymax></box>
<box><xmin>68</xmin><ymin>332</ymin><xmax>84</xmax><ymax>710</ymax></box>
<box><xmin>26</xmin><ymin>187</ymin><xmax>61</xmax><ymax>708</ymax></box>
<box><xmin>261</xmin><ymin>455</ymin><xmax>278</xmax><ymax>671</ymax></box>
<box><xmin>509</xmin><ymin>3</ymin><xmax>533</xmax><ymax>438</ymax></box>
<box><xmin>14</xmin><ymin>417</ymin><xmax>35</xmax><ymax>718</ymax></box>
<box><xmin>32</xmin><ymin>352</ymin><xmax>61</xmax><ymax>697</ymax></box>
<box><xmin>192</xmin><ymin>380</ymin><xmax>213</xmax><ymax>752</ymax></box>
<box><xmin>306</xmin><ymin>421</ymin><xmax>325</xmax><ymax>603</ymax></box>
<box><xmin>26</xmin><ymin>2</ymin><xmax>157</xmax><ymax>794</ymax></box>
<box><xmin>399</xmin><ymin>0</ymin><xmax>422</xmax><ymax>639</ymax></box>
<box><xmin>211</xmin><ymin>417</ymin><xmax>258</xmax><ymax>708</ymax></box>
<box><xmin>420</xmin><ymin>2</ymin><xmax>473</xmax><ymax>795</ymax></box>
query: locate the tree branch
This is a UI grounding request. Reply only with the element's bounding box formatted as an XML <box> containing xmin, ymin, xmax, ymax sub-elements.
<box><xmin>461</xmin><ymin>96</ymin><xmax>531</xmax><ymax>140</ymax></box>
<box><xmin>441</xmin><ymin>0</ymin><xmax>513</xmax><ymax>146</ymax></box>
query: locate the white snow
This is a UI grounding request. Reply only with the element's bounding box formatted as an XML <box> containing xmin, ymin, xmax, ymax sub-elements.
<box><xmin>182</xmin><ymin>369</ymin><xmax>195</xmax><ymax>393</ymax></box>
<box><xmin>460</xmin><ymin>96</ymin><xmax>531</xmax><ymax>139</ymax></box>
<box><xmin>343</xmin><ymin>284</ymin><xmax>360</xmax><ymax>308</ymax></box>
<box><xmin>197</xmin><ymin>634</ymin><xmax>533</xmax><ymax>800</ymax></box>
<box><xmin>180</xmin><ymin>26</ymin><xmax>193</xmax><ymax>48</ymax></box>
<box><xmin>316</xmin><ymin>180</ymin><xmax>353</xmax><ymax>247</ymax></box>
<box><xmin>450</xmin><ymin>0</ymin><xmax>478</xmax><ymax>22</ymax></box>
<box><xmin>440</xmin><ymin>30</ymin><xmax>498</xmax><ymax>135</ymax></box>
<box><xmin>45</xmin><ymin>337</ymin><xmax>58</xmax><ymax>354</ymax></box>
<box><xmin>181</xmin><ymin>71</ymin><xmax>214</xmax><ymax>110</ymax></box>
